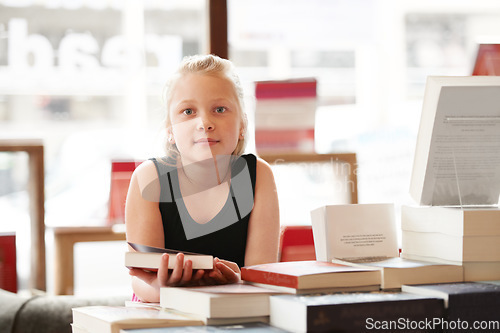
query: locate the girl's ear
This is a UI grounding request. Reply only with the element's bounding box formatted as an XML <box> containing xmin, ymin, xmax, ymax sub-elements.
<box><xmin>166</xmin><ymin>127</ymin><xmax>175</xmax><ymax>144</ymax></box>
<box><xmin>239</xmin><ymin>114</ymin><xmax>247</xmax><ymax>139</ymax></box>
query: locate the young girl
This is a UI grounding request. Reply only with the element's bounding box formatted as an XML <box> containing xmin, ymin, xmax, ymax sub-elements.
<box><xmin>125</xmin><ymin>54</ymin><xmax>280</xmax><ymax>303</ymax></box>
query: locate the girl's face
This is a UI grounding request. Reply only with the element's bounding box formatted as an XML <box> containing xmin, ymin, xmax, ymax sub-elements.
<box><xmin>168</xmin><ymin>73</ymin><xmax>243</xmax><ymax>164</ymax></box>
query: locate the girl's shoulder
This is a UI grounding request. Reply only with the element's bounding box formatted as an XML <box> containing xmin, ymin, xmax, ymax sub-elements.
<box><xmin>144</xmin><ymin>157</ymin><xmax>178</xmax><ymax>176</ymax></box>
<box><xmin>237</xmin><ymin>153</ymin><xmax>273</xmax><ymax>176</ymax></box>
<box><xmin>130</xmin><ymin>159</ymin><xmax>160</xmax><ymax>187</ymax></box>
<box><xmin>132</xmin><ymin>157</ymin><xmax>176</xmax><ymax>183</ymax></box>
<box><xmin>255</xmin><ymin>156</ymin><xmax>274</xmax><ymax>178</ymax></box>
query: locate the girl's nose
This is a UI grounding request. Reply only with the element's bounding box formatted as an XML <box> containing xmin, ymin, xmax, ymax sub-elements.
<box><xmin>198</xmin><ymin>114</ymin><xmax>214</xmax><ymax>131</ymax></box>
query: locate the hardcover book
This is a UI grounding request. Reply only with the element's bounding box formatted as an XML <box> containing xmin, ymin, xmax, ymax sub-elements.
<box><xmin>240</xmin><ymin>260</ymin><xmax>380</xmax><ymax>294</ymax></box>
<box><xmin>269</xmin><ymin>292</ymin><xmax>444</xmax><ymax>332</ymax></box>
<box><xmin>402</xmin><ymin>282</ymin><xmax>500</xmax><ymax>322</ymax></box>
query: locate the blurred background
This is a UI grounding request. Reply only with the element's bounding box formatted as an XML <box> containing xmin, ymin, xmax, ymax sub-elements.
<box><xmin>1</xmin><ymin>0</ymin><xmax>499</xmax><ymax>295</ymax></box>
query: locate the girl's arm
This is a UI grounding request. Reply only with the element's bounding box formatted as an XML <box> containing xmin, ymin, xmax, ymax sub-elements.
<box><xmin>244</xmin><ymin>158</ymin><xmax>280</xmax><ymax>266</ymax></box>
<box><xmin>125</xmin><ymin>161</ymin><xmax>164</xmax><ymax>249</ymax></box>
<box><xmin>125</xmin><ymin>161</ymin><xmax>203</xmax><ymax>302</ymax></box>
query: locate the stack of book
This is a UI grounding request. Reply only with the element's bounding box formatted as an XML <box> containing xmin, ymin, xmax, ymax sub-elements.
<box><xmin>311</xmin><ymin>203</ymin><xmax>464</xmax><ymax>290</ymax></box>
<box><xmin>254</xmin><ymin>78</ymin><xmax>317</xmax><ymax>153</ymax></box>
<box><xmin>71</xmin><ymin>305</ymin><xmax>204</xmax><ymax>333</ymax></box>
<box><xmin>159</xmin><ymin>283</ymin><xmax>285</xmax><ymax>325</ymax></box>
<box><xmin>403</xmin><ymin>76</ymin><xmax>500</xmax><ymax>282</ymax></box>
<box><xmin>401</xmin><ymin>206</ymin><xmax>500</xmax><ymax>281</ymax></box>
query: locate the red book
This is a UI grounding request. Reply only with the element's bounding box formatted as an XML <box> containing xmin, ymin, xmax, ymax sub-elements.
<box><xmin>0</xmin><ymin>233</ymin><xmax>17</xmax><ymax>293</ymax></box>
<box><xmin>472</xmin><ymin>43</ymin><xmax>500</xmax><ymax>76</ymax></box>
<box><xmin>107</xmin><ymin>160</ymin><xmax>141</xmax><ymax>224</ymax></box>
<box><xmin>255</xmin><ymin>78</ymin><xmax>317</xmax><ymax>99</ymax></box>
<box><xmin>241</xmin><ymin>260</ymin><xmax>380</xmax><ymax>294</ymax></box>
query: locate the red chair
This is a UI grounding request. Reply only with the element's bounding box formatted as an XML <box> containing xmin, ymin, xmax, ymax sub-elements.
<box><xmin>279</xmin><ymin>225</ymin><xmax>316</xmax><ymax>262</ymax></box>
<box><xmin>107</xmin><ymin>160</ymin><xmax>141</xmax><ymax>225</ymax></box>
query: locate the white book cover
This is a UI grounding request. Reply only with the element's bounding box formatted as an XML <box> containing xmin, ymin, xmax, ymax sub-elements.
<box><xmin>310</xmin><ymin>203</ymin><xmax>398</xmax><ymax>262</ymax></box>
<box><xmin>410</xmin><ymin>76</ymin><xmax>500</xmax><ymax>206</ymax></box>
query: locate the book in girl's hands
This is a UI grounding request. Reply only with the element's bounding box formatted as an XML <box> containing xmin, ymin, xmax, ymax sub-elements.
<box><xmin>125</xmin><ymin>242</ymin><xmax>213</xmax><ymax>270</ymax></box>
<box><xmin>240</xmin><ymin>260</ymin><xmax>380</xmax><ymax>294</ymax></box>
<box><xmin>160</xmin><ymin>283</ymin><xmax>285</xmax><ymax>323</ymax></box>
<box><xmin>71</xmin><ymin>305</ymin><xmax>203</xmax><ymax>333</ymax></box>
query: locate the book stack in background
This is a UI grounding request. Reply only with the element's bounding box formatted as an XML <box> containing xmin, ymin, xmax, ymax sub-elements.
<box><xmin>254</xmin><ymin>78</ymin><xmax>317</xmax><ymax>153</ymax></box>
<box><xmin>402</xmin><ymin>76</ymin><xmax>500</xmax><ymax>282</ymax></box>
<box><xmin>311</xmin><ymin>203</ymin><xmax>464</xmax><ymax>290</ymax></box>
<box><xmin>401</xmin><ymin>206</ymin><xmax>500</xmax><ymax>281</ymax></box>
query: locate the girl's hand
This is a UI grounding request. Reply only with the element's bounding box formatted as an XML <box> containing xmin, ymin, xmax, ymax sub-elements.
<box><xmin>129</xmin><ymin>253</ymin><xmax>205</xmax><ymax>289</ymax></box>
<box><xmin>158</xmin><ymin>253</ymin><xmax>205</xmax><ymax>287</ymax></box>
<box><xmin>202</xmin><ymin>258</ymin><xmax>241</xmax><ymax>285</ymax></box>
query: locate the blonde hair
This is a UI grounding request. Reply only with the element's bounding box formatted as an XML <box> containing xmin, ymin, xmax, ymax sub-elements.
<box><xmin>162</xmin><ymin>54</ymin><xmax>247</xmax><ymax>161</ymax></box>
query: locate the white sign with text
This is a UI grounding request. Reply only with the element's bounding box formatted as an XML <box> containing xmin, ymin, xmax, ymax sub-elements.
<box><xmin>311</xmin><ymin>203</ymin><xmax>398</xmax><ymax>261</ymax></box>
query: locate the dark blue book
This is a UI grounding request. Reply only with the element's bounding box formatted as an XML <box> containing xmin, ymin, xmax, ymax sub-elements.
<box><xmin>269</xmin><ymin>291</ymin><xmax>444</xmax><ymax>332</ymax></box>
<box><xmin>402</xmin><ymin>282</ymin><xmax>500</xmax><ymax>323</ymax></box>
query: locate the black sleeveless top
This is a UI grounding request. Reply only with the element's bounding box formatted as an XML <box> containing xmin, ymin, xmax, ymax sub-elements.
<box><xmin>151</xmin><ymin>154</ymin><xmax>257</xmax><ymax>268</ymax></box>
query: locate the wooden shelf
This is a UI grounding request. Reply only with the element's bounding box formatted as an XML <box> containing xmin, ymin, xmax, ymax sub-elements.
<box><xmin>0</xmin><ymin>139</ymin><xmax>45</xmax><ymax>291</ymax></box>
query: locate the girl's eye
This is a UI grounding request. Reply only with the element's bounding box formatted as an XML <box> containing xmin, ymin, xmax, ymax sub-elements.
<box><xmin>215</xmin><ymin>106</ymin><xmax>226</xmax><ymax>113</ymax></box>
<box><xmin>183</xmin><ymin>109</ymin><xmax>194</xmax><ymax>115</ymax></box>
